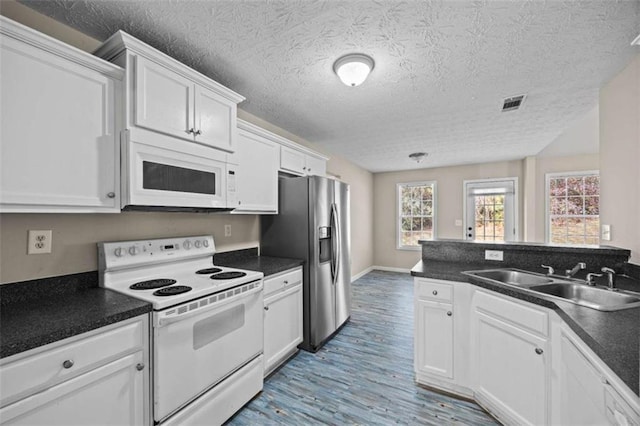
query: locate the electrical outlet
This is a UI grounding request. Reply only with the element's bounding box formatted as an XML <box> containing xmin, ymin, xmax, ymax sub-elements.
<box><xmin>224</xmin><ymin>224</ymin><xmax>232</xmax><ymax>237</ymax></box>
<box><xmin>485</xmin><ymin>250</ymin><xmax>504</xmax><ymax>261</ymax></box>
<box><xmin>601</xmin><ymin>224</ymin><xmax>611</xmax><ymax>241</ymax></box>
<box><xmin>28</xmin><ymin>230</ymin><xmax>52</xmax><ymax>254</ymax></box>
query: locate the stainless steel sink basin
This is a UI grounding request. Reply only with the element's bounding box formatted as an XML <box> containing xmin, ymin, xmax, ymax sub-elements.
<box><xmin>467</xmin><ymin>269</ymin><xmax>554</xmax><ymax>286</ymax></box>
<box><xmin>528</xmin><ymin>283</ymin><xmax>640</xmax><ymax>311</ymax></box>
<box><xmin>463</xmin><ymin>268</ymin><xmax>640</xmax><ymax>311</ymax></box>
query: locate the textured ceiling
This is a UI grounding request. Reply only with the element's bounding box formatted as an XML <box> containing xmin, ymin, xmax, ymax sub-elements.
<box><xmin>18</xmin><ymin>0</ymin><xmax>640</xmax><ymax>172</ymax></box>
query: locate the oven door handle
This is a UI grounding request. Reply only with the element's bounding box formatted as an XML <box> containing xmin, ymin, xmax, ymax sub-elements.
<box><xmin>154</xmin><ymin>282</ymin><xmax>262</xmax><ymax>328</ymax></box>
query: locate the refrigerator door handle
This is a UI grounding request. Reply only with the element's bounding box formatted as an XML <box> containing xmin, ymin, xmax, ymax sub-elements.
<box><xmin>330</xmin><ymin>202</ymin><xmax>339</xmax><ymax>283</ymax></box>
<box><xmin>331</xmin><ymin>202</ymin><xmax>341</xmax><ymax>284</ymax></box>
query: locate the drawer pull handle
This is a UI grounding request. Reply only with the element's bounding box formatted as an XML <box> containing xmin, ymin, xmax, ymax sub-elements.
<box><xmin>535</xmin><ymin>348</ymin><xmax>544</xmax><ymax>355</ymax></box>
<box><xmin>136</xmin><ymin>363</ymin><xmax>145</xmax><ymax>371</ymax></box>
<box><xmin>432</xmin><ymin>290</ymin><xmax>438</xmax><ymax>295</ymax></box>
<box><xmin>106</xmin><ymin>192</ymin><xmax>116</xmax><ymax>198</ymax></box>
<box><xmin>62</xmin><ymin>360</ymin><xmax>74</xmax><ymax>369</ymax></box>
<box><xmin>264</xmin><ymin>306</ymin><xmax>269</xmax><ymax>311</ymax></box>
<box><xmin>446</xmin><ymin>311</ymin><xmax>452</xmax><ymax>317</ymax></box>
<box><xmin>284</xmin><ymin>280</ymin><xmax>289</xmax><ymax>284</ymax></box>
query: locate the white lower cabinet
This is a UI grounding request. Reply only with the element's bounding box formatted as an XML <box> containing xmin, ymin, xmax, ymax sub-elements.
<box><xmin>0</xmin><ymin>316</ymin><xmax>149</xmax><ymax>426</ymax></box>
<box><xmin>471</xmin><ymin>289</ymin><xmax>550</xmax><ymax>426</ymax></box>
<box><xmin>555</xmin><ymin>325</ymin><xmax>639</xmax><ymax>426</ymax></box>
<box><xmin>263</xmin><ymin>267</ymin><xmax>303</xmax><ymax>376</ymax></box>
<box><xmin>413</xmin><ymin>278</ymin><xmax>472</xmax><ymax>397</ymax></box>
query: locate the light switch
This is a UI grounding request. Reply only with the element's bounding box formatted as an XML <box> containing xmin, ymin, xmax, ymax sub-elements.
<box><xmin>601</xmin><ymin>224</ymin><xmax>611</xmax><ymax>241</ymax></box>
<box><xmin>485</xmin><ymin>250</ymin><xmax>504</xmax><ymax>261</ymax></box>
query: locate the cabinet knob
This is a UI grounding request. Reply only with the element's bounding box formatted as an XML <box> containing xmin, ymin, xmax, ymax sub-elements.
<box><xmin>264</xmin><ymin>306</ymin><xmax>269</xmax><ymax>311</ymax></box>
<box><xmin>446</xmin><ymin>311</ymin><xmax>452</xmax><ymax>316</ymax></box>
<box><xmin>194</xmin><ymin>129</ymin><xmax>202</xmax><ymax>136</ymax></box>
<box><xmin>62</xmin><ymin>360</ymin><xmax>74</xmax><ymax>369</ymax></box>
<box><xmin>535</xmin><ymin>348</ymin><xmax>544</xmax><ymax>355</ymax></box>
<box><xmin>303</xmin><ymin>166</ymin><xmax>307</xmax><ymax>170</ymax></box>
<box><xmin>136</xmin><ymin>363</ymin><xmax>145</xmax><ymax>371</ymax></box>
<box><xmin>107</xmin><ymin>192</ymin><xmax>116</xmax><ymax>198</ymax></box>
<box><xmin>432</xmin><ymin>290</ymin><xmax>438</xmax><ymax>295</ymax></box>
<box><xmin>283</xmin><ymin>280</ymin><xmax>289</xmax><ymax>284</ymax></box>
<box><xmin>187</xmin><ymin>128</ymin><xmax>195</xmax><ymax>134</ymax></box>
<box><xmin>238</xmin><ymin>200</ymin><xmax>242</xmax><ymax>205</ymax></box>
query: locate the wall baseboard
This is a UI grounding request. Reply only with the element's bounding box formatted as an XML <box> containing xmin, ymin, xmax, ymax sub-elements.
<box><xmin>372</xmin><ymin>265</ymin><xmax>412</xmax><ymax>273</ymax></box>
<box><xmin>351</xmin><ymin>266</ymin><xmax>374</xmax><ymax>282</ymax></box>
<box><xmin>350</xmin><ymin>265</ymin><xmax>412</xmax><ymax>282</ymax></box>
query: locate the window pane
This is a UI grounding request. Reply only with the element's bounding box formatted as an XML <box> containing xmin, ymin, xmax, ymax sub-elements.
<box><xmin>398</xmin><ymin>182</ymin><xmax>435</xmax><ymax>247</ymax></box>
<box><xmin>585</xmin><ymin>196</ymin><xmax>599</xmax><ymax>215</ymax></box>
<box><xmin>566</xmin><ymin>217</ymin><xmax>585</xmax><ymax>235</ymax></box>
<box><xmin>550</xmin><ymin>178</ymin><xmax>566</xmax><ymax>196</ymax></box>
<box><xmin>550</xmin><ymin>197</ymin><xmax>566</xmax><ymax>215</ymax></box>
<box><xmin>585</xmin><ymin>217</ymin><xmax>599</xmax><ymax>236</ymax></box>
<box><xmin>584</xmin><ymin>176</ymin><xmax>599</xmax><ymax>195</ymax></box>
<box><xmin>567</xmin><ymin>177</ymin><xmax>584</xmax><ymax>196</ymax></box>
<box><xmin>567</xmin><ymin>197</ymin><xmax>584</xmax><ymax>215</ymax></box>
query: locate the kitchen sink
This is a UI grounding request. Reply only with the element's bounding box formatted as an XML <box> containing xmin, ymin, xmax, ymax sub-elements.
<box><xmin>467</xmin><ymin>269</ymin><xmax>554</xmax><ymax>286</ymax></box>
<box><xmin>463</xmin><ymin>268</ymin><xmax>640</xmax><ymax>312</ymax></box>
<box><xmin>528</xmin><ymin>283</ymin><xmax>640</xmax><ymax>311</ymax></box>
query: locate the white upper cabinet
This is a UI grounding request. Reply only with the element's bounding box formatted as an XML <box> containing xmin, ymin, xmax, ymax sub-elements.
<box><xmin>0</xmin><ymin>17</ymin><xmax>123</xmax><ymax>213</ymax></box>
<box><xmin>231</xmin><ymin>120</ymin><xmax>279</xmax><ymax>214</ymax></box>
<box><xmin>95</xmin><ymin>31</ymin><xmax>243</xmax><ymax>153</ymax></box>
<box><xmin>280</xmin><ymin>145</ymin><xmax>327</xmax><ymax>177</ymax></box>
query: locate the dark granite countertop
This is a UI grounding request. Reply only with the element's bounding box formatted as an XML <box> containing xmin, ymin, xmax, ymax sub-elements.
<box><xmin>215</xmin><ymin>248</ymin><xmax>303</xmax><ymax>277</ymax></box>
<box><xmin>411</xmin><ymin>260</ymin><xmax>640</xmax><ymax>397</ymax></box>
<box><xmin>0</xmin><ymin>272</ymin><xmax>151</xmax><ymax>359</ymax></box>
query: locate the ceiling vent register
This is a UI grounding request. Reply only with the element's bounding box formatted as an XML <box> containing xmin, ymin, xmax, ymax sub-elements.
<box><xmin>502</xmin><ymin>95</ymin><xmax>526</xmax><ymax>112</ymax></box>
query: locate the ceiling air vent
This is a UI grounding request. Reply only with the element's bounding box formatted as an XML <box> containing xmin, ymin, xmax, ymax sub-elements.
<box><xmin>502</xmin><ymin>94</ymin><xmax>526</xmax><ymax>112</ymax></box>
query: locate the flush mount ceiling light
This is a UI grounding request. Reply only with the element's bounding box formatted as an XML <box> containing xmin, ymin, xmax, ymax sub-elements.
<box><xmin>409</xmin><ymin>152</ymin><xmax>428</xmax><ymax>163</ymax></box>
<box><xmin>333</xmin><ymin>54</ymin><xmax>375</xmax><ymax>87</ymax></box>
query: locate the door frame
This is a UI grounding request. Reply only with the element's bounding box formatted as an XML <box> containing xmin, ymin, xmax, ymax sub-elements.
<box><xmin>462</xmin><ymin>177</ymin><xmax>519</xmax><ymax>241</ymax></box>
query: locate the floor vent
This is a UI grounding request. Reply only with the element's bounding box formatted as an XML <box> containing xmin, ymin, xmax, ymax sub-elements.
<box><xmin>502</xmin><ymin>94</ymin><xmax>526</xmax><ymax>112</ymax></box>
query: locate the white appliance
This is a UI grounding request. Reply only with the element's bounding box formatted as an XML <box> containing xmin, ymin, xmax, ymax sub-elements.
<box><xmin>99</xmin><ymin>235</ymin><xmax>263</xmax><ymax>425</ymax></box>
<box><xmin>120</xmin><ymin>131</ymin><xmax>237</xmax><ymax>211</ymax></box>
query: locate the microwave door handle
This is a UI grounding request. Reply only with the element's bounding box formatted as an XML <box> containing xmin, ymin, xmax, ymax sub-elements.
<box><xmin>330</xmin><ymin>202</ymin><xmax>339</xmax><ymax>284</ymax></box>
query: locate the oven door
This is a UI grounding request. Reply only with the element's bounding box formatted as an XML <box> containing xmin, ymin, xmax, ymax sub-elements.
<box><xmin>124</xmin><ymin>139</ymin><xmax>231</xmax><ymax>209</ymax></box>
<box><xmin>152</xmin><ymin>281</ymin><xmax>263</xmax><ymax>423</ymax></box>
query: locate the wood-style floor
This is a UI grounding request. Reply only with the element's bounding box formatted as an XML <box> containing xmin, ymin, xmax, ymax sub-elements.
<box><xmin>228</xmin><ymin>270</ymin><xmax>498</xmax><ymax>425</ymax></box>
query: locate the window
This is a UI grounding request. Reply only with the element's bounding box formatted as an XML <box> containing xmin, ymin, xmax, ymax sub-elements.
<box><xmin>464</xmin><ymin>178</ymin><xmax>518</xmax><ymax>242</ymax></box>
<box><xmin>546</xmin><ymin>171</ymin><xmax>599</xmax><ymax>245</ymax></box>
<box><xmin>397</xmin><ymin>181</ymin><xmax>436</xmax><ymax>248</ymax></box>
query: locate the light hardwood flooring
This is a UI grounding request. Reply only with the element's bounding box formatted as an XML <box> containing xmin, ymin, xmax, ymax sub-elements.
<box><xmin>228</xmin><ymin>270</ymin><xmax>498</xmax><ymax>425</ymax></box>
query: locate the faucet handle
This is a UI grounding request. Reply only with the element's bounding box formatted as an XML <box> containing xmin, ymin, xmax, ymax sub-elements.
<box><xmin>601</xmin><ymin>267</ymin><xmax>615</xmax><ymax>274</ymax></box>
<box><xmin>541</xmin><ymin>265</ymin><xmax>554</xmax><ymax>276</ymax></box>
<box><xmin>585</xmin><ymin>273</ymin><xmax>602</xmax><ymax>286</ymax></box>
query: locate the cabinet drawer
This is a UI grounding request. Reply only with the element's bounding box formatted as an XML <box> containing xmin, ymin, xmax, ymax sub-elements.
<box><xmin>0</xmin><ymin>319</ymin><xmax>144</xmax><ymax>407</ymax></box>
<box><xmin>474</xmin><ymin>290</ymin><xmax>548</xmax><ymax>337</ymax></box>
<box><xmin>415</xmin><ymin>279</ymin><xmax>453</xmax><ymax>303</ymax></box>
<box><xmin>264</xmin><ymin>268</ymin><xmax>302</xmax><ymax>297</ymax></box>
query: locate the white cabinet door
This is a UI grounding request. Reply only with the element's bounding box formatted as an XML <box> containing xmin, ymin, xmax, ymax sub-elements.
<box><xmin>134</xmin><ymin>55</ymin><xmax>194</xmax><ymax>141</ymax></box>
<box><xmin>0</xmin><ymin>352</ymin><xmax>144</xmax><ymax>426</ymax></box>
<box><xmin>559</xmin><ymin>332</ymin><xmax>609</xmax><ymax>425</ymax></box>
<box><xmin>0</xmin><ymin>34</ymin><xmax>120</xmax><ymax>212</ymax></box>
<box><xmin>194</xmin><ymin>85</ymin><xmax>236</xmax><ymax>152</ymax></box>
<box><xmin>473</xmin><ymin>310</ymin><xmax>548</xmax><ymax>426</ymax></box>
<box><xmin>234</xmin><ymin>130</ymin><xmax>278</xmax><ymax>213</ymax></box>
<box><xmin>304</xmin><ymin>155</ymin><xmax>326</xmax><ymax>177</ymax></box>
<box><xmin>264</xmin><ymin>284</ymin><xmax>303</xmax><ymax>375</ymax></box>
<box><xmin>414</xmin><ymin>299</ymin><xmax>453</xmax><ymax>379</ymax></box>
<box><xmin>280</xmin><ymin>145</ymin><xmax>306</xmax><ymax>175</ymax></box>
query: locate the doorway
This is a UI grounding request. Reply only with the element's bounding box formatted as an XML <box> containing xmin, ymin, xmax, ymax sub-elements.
<box><xmin>464</xmin><ymin>178</ymin><xmax>518</xmax><ymax>242</ymax></box>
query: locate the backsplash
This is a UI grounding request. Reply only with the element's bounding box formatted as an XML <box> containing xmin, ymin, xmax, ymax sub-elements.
<box><xmin>420</xmin><ymin>239</ymin><xmax>630</xmax><ymax>278</ymax></box>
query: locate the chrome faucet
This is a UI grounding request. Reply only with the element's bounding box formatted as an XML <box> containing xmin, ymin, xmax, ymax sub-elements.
<box><xmin>565</xmin><ymin>262</ymin><xmax>586</xmax><ymax>278</ymax></box>
<box><xmin>585</xmin><ymin>273</ymin><xmax>602</xmax><ymax>286</ymax></box>
<box><xmin>541</xmin><ymin>265</ymin><xmax>555</xmax><ymax>276</ymax></box>
<box><xmin>601</xmin><ymin>267</ymin><xmax>617</xmax><ymax>291</ymax></box>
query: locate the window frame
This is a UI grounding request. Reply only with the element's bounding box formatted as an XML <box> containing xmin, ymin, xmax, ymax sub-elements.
<box><xmin>396</xmin><ymin>180</ymin><xmax>437</xmax><ymax>251</ymax></box>
<box><xmin>544</xmin><ymin>170</ymin><xmax>600</xmax><ymax>245</ymax></box>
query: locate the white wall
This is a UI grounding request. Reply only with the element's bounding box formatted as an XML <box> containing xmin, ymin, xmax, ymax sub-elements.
<box><xmin>599</xmin><ymin>54</ymin><xmax>640</xmax><ymax>263</ymax></box>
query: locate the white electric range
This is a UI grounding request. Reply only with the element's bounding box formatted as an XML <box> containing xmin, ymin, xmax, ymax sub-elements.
<box><xmin>98</xmin><ymin>235</ymin><xmax>264</xmax><ymax>425</ymax></box>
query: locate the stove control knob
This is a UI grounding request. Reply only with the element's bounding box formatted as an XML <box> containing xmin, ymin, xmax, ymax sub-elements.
<box><xmin>194</xmin><ymin>240</ymin><xmax>201</xmax><ymax>248</ymax></box>
<box><xmin>203</xmin><ymin>240</ymin><xmax>209</xmax><ymax>248</ymax></box>
<box><xmin>114</xmin><ymin>247</ymin><xmax>124</xmax><ymax>257</ymax></box>
<box><xmin>183</xmin><ymin>240</ymin><xmax>191</xmax><ymax>250</ymax></box>
<box><xmin>128</xmin><ymin>246</ymin><xmax>138</xmax><ymax>256</ymax></box>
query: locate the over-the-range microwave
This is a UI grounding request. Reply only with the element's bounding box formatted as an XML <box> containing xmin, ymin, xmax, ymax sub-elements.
<box><xmin>120</xmin><ymin>131</ymin><xmax>236</xmax><ymax>212</ymax></box>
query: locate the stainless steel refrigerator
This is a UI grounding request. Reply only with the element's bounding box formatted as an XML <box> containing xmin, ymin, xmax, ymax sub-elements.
<box><xmin>261</xmin><ymin>175</ymin><xmax>351</xmax><ymax>352</ymax></box>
